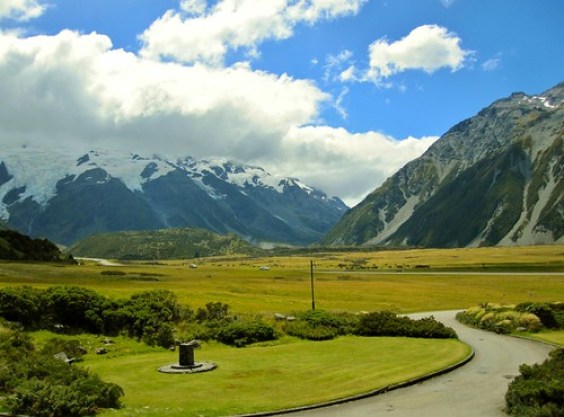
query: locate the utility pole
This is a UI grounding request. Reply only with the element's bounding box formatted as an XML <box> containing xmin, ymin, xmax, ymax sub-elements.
<box><xmin>310</xmin><ymin>259</ymin><xmax>315</xmax><ymax>310</ymax></box>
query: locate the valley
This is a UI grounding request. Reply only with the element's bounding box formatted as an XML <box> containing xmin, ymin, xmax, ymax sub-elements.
<box><xmin>1</xmin><ymin>244</ymin><xmax>562</xmax><ymax>416</ymax></box>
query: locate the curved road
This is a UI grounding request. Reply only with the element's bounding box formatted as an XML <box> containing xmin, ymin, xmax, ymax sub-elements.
<box><xmin>281</xmin><ymin>310</ymin><xmax>555</xmax><ymax>417</ymax></box>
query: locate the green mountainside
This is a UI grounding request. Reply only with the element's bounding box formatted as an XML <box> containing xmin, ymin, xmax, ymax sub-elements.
<box><xmin>321</xmin><ymin>83</ymin><xmax>563</xmax><ymax>248</ymax></box>
<box><xmin>69</xmin><ymin>228</ymin><xmax>264</xmax><ymax>259</ymax></box>
<box><xmin>0</xmin><ymin>219</ymin><xmax>10</xmax><ymax>230</ymax></box>
<box><xmin>0</xmin><ymin>229</ymin><xmax>72</xmax><ymax>261</ymax></box>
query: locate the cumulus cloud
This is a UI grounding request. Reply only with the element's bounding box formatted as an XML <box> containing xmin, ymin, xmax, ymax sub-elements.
<box><xmin>366</xmin><ymin>24</ymin><xmax>471</xmax><ymax>84</ymax></box>
<box><xmin>139</xmin><ymin>0</ymin><xmax>367</xmax><ymax>65</ymax></box>
<box><xmin>271</xmin><ymin>126</ymin><xmax>438</xmax><ymax>205</ymax></box>
<box><xmin>0</xmin><ymin>29</ymin><xmax>436</xmax><ymax>205</ymax></box>
<box><xmin>1</xmin><ymin>4</ymin><xmax>440</xmax><ymax>205</ymax></box>
<box><xmin>0</xmin><ymin>0</ymin><xmax>46</xmax><ymax>21</ymax></box>
<box><xmin>0</xmin><ymin>30</ymin><xmax>327</xmax><ymax>158</ymax></box>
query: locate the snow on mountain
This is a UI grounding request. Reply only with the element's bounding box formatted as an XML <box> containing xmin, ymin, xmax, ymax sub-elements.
<box><xmin>0</xmin><ymin>147</ymin><xmax>333</xmax><ymax>213</ymax></box>
<box><xmin>0</xmin><ymin>145</ymin><xmax>347</xmax><ymax>245</ymax></box>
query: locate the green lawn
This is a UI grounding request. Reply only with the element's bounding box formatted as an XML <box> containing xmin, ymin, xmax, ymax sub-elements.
<box><xmin>75</xmin><ymin>335</ymin><xmax>468</xmax><ymax>417</ymax></box>
<box><xmin>516</xmin><ymin>330</ymin><xmax>564</xmax><ymax>347</ymax></box>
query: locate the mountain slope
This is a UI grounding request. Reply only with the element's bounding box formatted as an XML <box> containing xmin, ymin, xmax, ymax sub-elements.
<box><xmin>321</xmin><ymin>83</ymin><xmax>563</xmax><ymax>248</ymax></box>
<box><xmin>0</xmin><ymin>149</ymin><xmax>347</xmax><ymax>246</ymax></box>
<box><xmin>0</xmin><ymin>229</ymin><xmax>72</xmax><ymax>261</ymax></box>
<box><xmin>69</xmin><ymin>228</ymin><xmax>262</xmax><ymax>259</ymax></box>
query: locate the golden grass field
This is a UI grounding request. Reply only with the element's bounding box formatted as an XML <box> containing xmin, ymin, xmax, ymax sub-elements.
<box><xmin>1</xmin><ymin>244</ymin><xmax>562</xmax><ymax>314</ymax></box>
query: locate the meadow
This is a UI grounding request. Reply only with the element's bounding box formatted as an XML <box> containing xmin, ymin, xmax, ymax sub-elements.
<box><xmin>0</xmin><ymin>245</ymin><xmax>562</xmax><ymax>314</ymax></box>
<box><xmin>0</xmin><ymin>245</ymin><xmax>562</xmax><ymax>416</ymax></box>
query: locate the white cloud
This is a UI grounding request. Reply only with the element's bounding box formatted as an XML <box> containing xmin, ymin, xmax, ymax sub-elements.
<box><xmin>366</xmin><ymin>24</ymin><xmax>471</xmax><ymax>84</ymax></box>
<box><xmin>323</xmin><ymin>49</ymin><xmax>354</xmax><ymax>82</ymax></box>
<box><xmin>273</xmin><ymin>126</ymin><xmax>438</xmax><ymax>205</ymax></box>
<box><xmin>0</xmin><ymin>30</ymin><xmax>327</xmax><ymax>159</ymax></box>
<box><xmin>180</xmin><ymin>0</ymin><xmax>207</xmax><ymax>16</ymax></box>
<box><xmin>139</xmin><ymin>0</ymin><xmax>367</xmax><ymax>65</ymax></box>
<box><xmin>339</xmin><ymin>65</ymin><xmax>357</xmax><ymax>82</ymax></box>
<box><xmin>0</xmin><ymin>28</ymin><xmax>436</xmax><ymax>205</ymax></box>
<box><xmin>0</xmin><ymin>0</ymin><xmax>46</xmax><ymax>21</ymax></box>
<box><xmin>334</xmin><ymin>87</ymin><xmax>349</xmax><ymax>119</ymax></box>
<box><xmin>482</xmin><ymin>56</ymin><xmax>501</xmax><ymax>72</ymax></box>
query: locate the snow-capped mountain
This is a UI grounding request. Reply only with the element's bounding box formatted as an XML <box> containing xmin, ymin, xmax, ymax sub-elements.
<box><xmin>321</xmin><ymin>82</ymin><xmax>563</xmax><ymax>248</ymax></box>
<box><xmin>0</xmin><ymin>148</ymin><xmax>347</xmax><ymax>246</ymax></box>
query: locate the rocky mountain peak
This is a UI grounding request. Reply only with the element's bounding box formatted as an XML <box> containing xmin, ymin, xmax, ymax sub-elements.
<box><xmin>321</xmin><ymin>82</ymin><xmax>563</xmax><ymax>248</ymax></box>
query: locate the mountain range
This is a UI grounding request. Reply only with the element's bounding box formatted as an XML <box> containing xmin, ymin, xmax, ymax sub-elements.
<box><xmin>0</xmin><ymin>150</ymin><xmax>347</xmax><ymax>246</ymax></box>
<box><xmin>2</xmin><ymin>83</ymin><xmax>562</xmax><ymax>251</ymax></box>
<box><xmin>321</xmin><ymin>83</ymin><xmax>563</xmax><ymax>248</ymax></box>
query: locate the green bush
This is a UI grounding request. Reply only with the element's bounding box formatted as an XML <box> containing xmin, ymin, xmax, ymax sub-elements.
<box><xmin>41</xmin><ymin>338</ymin><xmax>87</xmax><ymax>360</ymax></box>
<box><xmin>506</xmin><ymin>348</ymin><xmax>564</xmax><ymax>417</ymax></box>
<box><xmin>457</xmin><ymin>302</ymin><xmax>564</xmax><ymax>335</ymax></box>
<box><xmin>516</xmin><ymin>303</ymin><xmax>559</xmax><ymax>329</ymax></box>
<box><xmin>284</xmin><ymin>320</ymin><xmax>341</xmax><ymax>341</ymax></box>
<box><xmin>283</xmin><ymin>310</ymin><xmax>357</xmax><ymax>341</ymax></box>
<box><xmin>0</xmin><ymin>328</ymin><xmax>123</xmax><ymax>417</ymax></box>
<box><xmin>196</xmin><ymin>302</ymin><xmax>231</xmax><ymax>322</ymax></box>
<box><xmin>216</xmin><ymin>319</ymin><xmax>277</xmax><ymax>347</ymax></box>
<box><xmin>0</xmin><ymin>286</ymin><xmax>44</xmax><ymax>328</ymax></box>
<box><xmin>356</xmin><ymin>311</ymin><xmax>457</xmax><ymax>338</ymax></box>
<box><xmin>42</xmin><ymin>286</ymin><xmax>109</xmax><ymax>333</ymax></box>
<box><xmin>0</xmin><ymin>286</ymin><xmax>187</xmax><ymax>348</ymax></box>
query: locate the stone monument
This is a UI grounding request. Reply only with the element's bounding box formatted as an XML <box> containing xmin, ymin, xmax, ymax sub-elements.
<box><xmin>158</xmin><ymin>340</ymin><xmax>216</xmax><ymax>374</ymax></box>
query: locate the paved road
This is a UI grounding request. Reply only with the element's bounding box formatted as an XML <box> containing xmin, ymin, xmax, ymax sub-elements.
<box><xmin>281</xmin><ymin>310</ymin><xmax>555</xmax><ymax>417</ymax></box>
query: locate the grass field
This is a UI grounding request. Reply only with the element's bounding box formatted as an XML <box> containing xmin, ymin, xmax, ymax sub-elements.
<box><xmin>1</xmin><ymin>245</ymin><xmax>562</xmax><ymax>314</ymax></box>
<box><xmin>518</xmin><ymin>330</ymin><xmax>564</xmax><ymax>347</ymax></box>
<box><xmin>1</xmin><ymin>245</ymin><xmax>562</xmax><ymax>416</ymax></box>
<box><xmin>32</xmin><ymin>331</ymin><xmax>470</xmax><ymax>417</ymax></box>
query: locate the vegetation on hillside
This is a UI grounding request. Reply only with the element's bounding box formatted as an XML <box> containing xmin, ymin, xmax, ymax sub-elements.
<box><xmin>0</xmin><ymin>229</ymin><xmax>74</xmax><ymax>262</ymax></box>
<box><xmin>69</xmin><ymin>227</ymin><xmax>264</xmax><ymax>259</ymax></box>
<box><xmin>505</xmin><ymin>348</ymin><xmax>564</xmax><ymax>417</ymax></box>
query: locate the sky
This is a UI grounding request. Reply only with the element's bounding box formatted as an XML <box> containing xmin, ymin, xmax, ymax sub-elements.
<box><xmin>0</xmin><ymin>0</ymin><xmax>562</xmax><ymax>206</ymax></box>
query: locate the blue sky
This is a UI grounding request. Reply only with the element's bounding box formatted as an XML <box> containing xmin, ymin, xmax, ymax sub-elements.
<box><xmin>1</xmin><ymin>0</ymin><xmax>562</xmax><ymax>205</ymax></box>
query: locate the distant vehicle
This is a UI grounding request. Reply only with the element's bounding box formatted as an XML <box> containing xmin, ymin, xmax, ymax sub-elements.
<box><xmin>189</xmin><ymin>264</ymin><xmax>198</xmax><ymax>269</ymax></box>
<box><xmin>259</xmin><ymin>266</ymin><xmax>270</xmax><ymax>271</ymax></box>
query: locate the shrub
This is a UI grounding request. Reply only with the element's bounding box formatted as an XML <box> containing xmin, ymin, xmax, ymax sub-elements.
<box><xmin>216</xmin><ymin>319</ymin><xmax>276</xmax><ymax>347</ymax></box>
<box><xmin>457</xmin><ymin>304</ymin><xmax>548</xmax><ymax>333</ymax></box>
<box><xmin>283</xmin><ymin>310</ymin><xmax>357</xmax><ymax>341</ymax></box>
<box><xmin>122</xmin><ymin>290</ymin><xmax>183</xmax><ymax>347</ymax></box>
<box><xmin>0</xmin><ymin>328</ymin><xmax>123</xmax><ymax>417</ymax></box>
<box><xmin>516</xmin><ymin>303</ymin><xmax>558</xmax><ymax>329</ymax></box>
<box><xmin>518</xmin><ymin>313</ymin><xmax>543</xmax><ymax>332</ymax></box>
<box><xmin>196</xmin><ymin>302</ymin><xmax>231</xmax><ymax>322</ymax></box>
<box><xmin>42</xmin><ymin>286</ymin><xmax>108</xmax><ymax>333</ymax></box>
<box><xmin>0</xmin><ymin>286</ymin><xmax>44</xmax><ymax>328</ymax></box>
<box><xmin>284</xmin><ymin>320</ymin><xmax>341</xmax><ymax>341</ymax></box>
<box><xmin>506</xmin><ymin>348</ymin><xmax>564</xmax><ymax>417</ymax></box>
<box><xmin>356</xmin><ymin>311</ymin><xmax>457</xmax><ymax>339</ymax></box>
<box><xmin>41</xmin><ymin>338</ymin><xmax>87</xmax><ymax>360</ymax></box>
